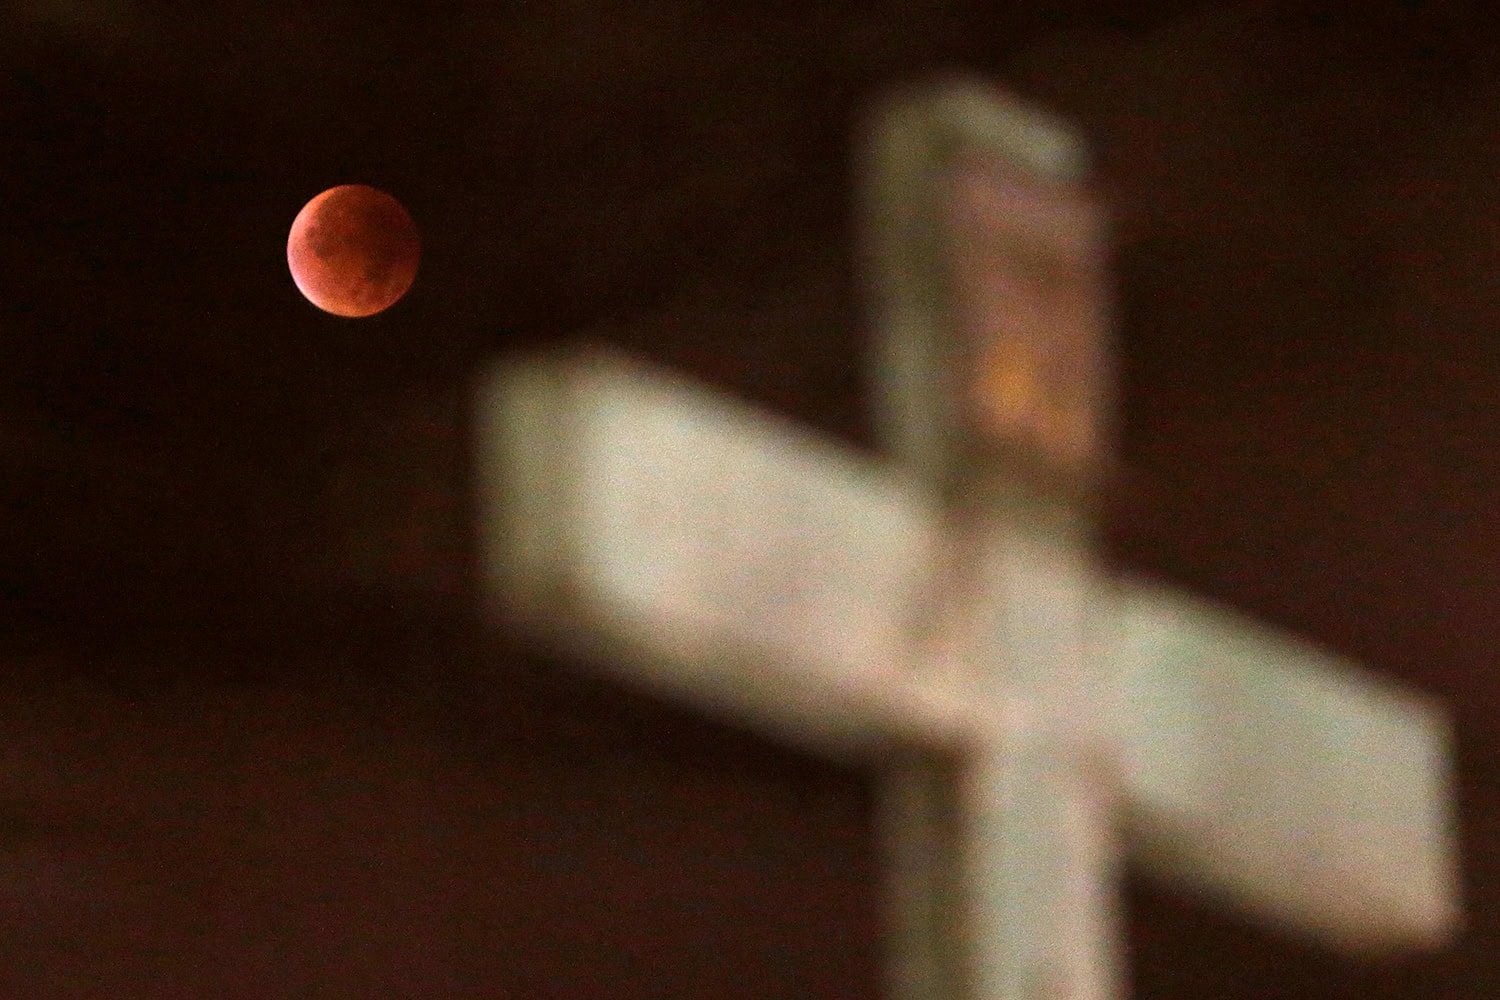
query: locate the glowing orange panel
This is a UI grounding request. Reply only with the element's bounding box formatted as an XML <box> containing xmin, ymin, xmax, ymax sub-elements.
<box><xmin>943</xmin><ymin>152</ymin><xmax>1110</xmax><ymax>480</ymax></box>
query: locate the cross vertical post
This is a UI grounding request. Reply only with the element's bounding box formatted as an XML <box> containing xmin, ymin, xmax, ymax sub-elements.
<box><xmin>862</xmin><ymin>79</ymin><xmax>1121</xmax><ymax>1000</ymax></box>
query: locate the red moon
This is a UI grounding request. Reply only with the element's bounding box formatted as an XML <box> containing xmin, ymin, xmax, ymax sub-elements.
<box><xmin>287</xmin><ymin>185</ymin><xmax>420</xmax><ymax>318</ymax></box>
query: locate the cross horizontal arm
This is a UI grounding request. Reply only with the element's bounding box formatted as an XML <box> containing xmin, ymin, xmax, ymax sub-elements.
<box><xmin>476</xmin><ymin>346</ymin><xmax>980</xmax><ymax>759</ymax></box>
<box><xmin>1114</xmin><ymin>580</ymin><xmax>1461</xmax><ymax>951</ymax></box>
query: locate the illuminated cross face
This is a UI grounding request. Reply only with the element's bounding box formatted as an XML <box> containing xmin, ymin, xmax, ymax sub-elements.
<box><xmin>476</xmin><ymin>80</ymin><xmax>1459</xmax><ymax>1000</ymax></box>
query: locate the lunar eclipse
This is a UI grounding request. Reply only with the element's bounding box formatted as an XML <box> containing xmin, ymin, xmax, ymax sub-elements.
<box><xmin>287</xmin><ymin>185</ymin><xmax>420</xmax><ymax>317</ymax></box>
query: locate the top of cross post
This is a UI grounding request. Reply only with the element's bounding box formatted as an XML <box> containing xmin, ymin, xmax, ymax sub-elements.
<box><xmin>860</xmin><ymin>77</ymin><xmax>1114</xmax><ymax>514</ymax></box>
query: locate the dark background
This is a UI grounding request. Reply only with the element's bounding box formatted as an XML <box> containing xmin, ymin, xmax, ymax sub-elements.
<box><xmin>3</xmin><ymin>0</ymin><xmax>1498</xmax><ymax>996</ymax></box>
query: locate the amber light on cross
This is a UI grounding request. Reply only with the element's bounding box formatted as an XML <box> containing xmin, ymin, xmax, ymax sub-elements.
<box><xmin>945</xmin><ymin>152</ymin><xmax>1109</xmax><ymax>482</ymax></box>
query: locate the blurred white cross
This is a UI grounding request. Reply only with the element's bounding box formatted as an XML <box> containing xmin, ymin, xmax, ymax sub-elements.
<box><xmin>475</xmin><ymin>79</ymin><xmax>1458</xmax><ymax>1000</ymax></box>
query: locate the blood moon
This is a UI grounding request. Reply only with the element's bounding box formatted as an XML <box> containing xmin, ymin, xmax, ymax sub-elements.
<box><xmin>287</xmin><ymin>185</ymin><xmax>420</xmax><ymax>318</ymax></box>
